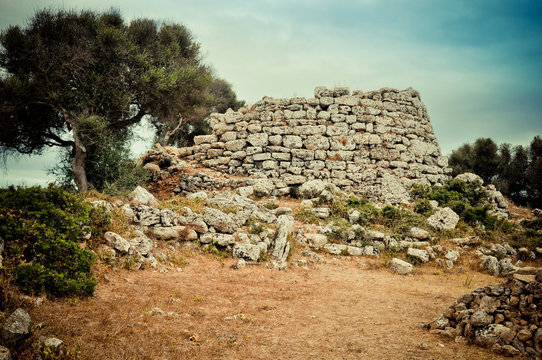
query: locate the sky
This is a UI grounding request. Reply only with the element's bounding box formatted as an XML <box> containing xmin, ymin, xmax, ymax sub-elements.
<box><xmin>1</xmin><ymin>0</ymin><xmax>541</xmax><ymax>186</ymax></box>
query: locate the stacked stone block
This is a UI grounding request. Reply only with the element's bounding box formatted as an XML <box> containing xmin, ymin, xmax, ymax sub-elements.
<box><xmin>177</xmin><ymin>86</ymin><xmax>451</xmax><ymax>201</ymax></box>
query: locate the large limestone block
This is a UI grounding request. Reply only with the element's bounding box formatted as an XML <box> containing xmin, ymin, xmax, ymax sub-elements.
<box><xmin>1</xmin><ymin>308</ymin><xmax>32</xmax><ymax>344</ymax></box>
<box><xmin>193</xmin><ymin>134</ymin><xmax>217</xmax><ymax>145</ymax></box>
<box><xmin>283</xmin><ymin>135</ymin><xmax>303</xmax><ymax>149</ymax></box>
<box><xmin>104</xmin><ymin>231</ymin><xmax>131</xmax><ymax>254</ymax></box>
<box><xmin>389</xmin><ymin>258</ymin><xmax>413</xmax><ymax>275</ymax></box>
<box><xmin>247</xmin><ymin>133</ymin><xmax>269</xmax><ymax>147</ymax></box>
<box><xmin>427</xmin><ymin>207</ymin><xmax>459</xmax><ymax>230</ymax></box>
<box><xmin>204</xmin><ymin>208</ymin><xmax>236</xmax><ymax>234</ymax></box>
<box><xmin>129</xmin><ymin>186</ymin><xmax>158</xmax><ymax>207</ymax></box>
<box><xmin>233</xmin><ymin>243</ymin><xmax>261</xmax><ymax>262</ymax></box>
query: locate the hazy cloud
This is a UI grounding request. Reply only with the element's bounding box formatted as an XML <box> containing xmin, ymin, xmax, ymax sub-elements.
<box><xmin>1</xmin><ymin>0</ymin><xmax>540</xmax><ymax>185</ymax></box>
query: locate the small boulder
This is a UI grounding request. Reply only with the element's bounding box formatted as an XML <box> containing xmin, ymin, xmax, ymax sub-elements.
<box><xmin>298</xmin><ymin>180</ymin><xmax>328</xmax><ymax>198</ymax></box>
<box><xmin>232</xmin><ymin>243</ymin><xmax>261</xmax><ymax>262</ymax></box>
<box><xmin>104</xmin><ymin>231</ymin><xmax>131</xmax><ymax>254</ymax></box>
<box><xmin>427</xmin><ymin>207</ymin><xmax>459</xmax><ymax>230</ymax></box>
<box><xmin>389</xmin><ymin>258</ymin><xmax>413</xmax><ymax>275</ymax></box>
<box><xmin>129</xmin><ymin>186</ymin><xmax>158</xmax><ymax>207</ymax></box>
<box><xmin>305</xmin><ymin>233</ymin><xmax>328</xmax><ymax>249</ymax></box>
<box><xmin>187</xmin><ymin>191</ymin><xmax>208</xmax><ymax>201</ymax></box>
<box><xmin>237</xmin><ymin>186</ymin><xmax>254</xmax><ymax>197</ymax></box>
<box><xmin>252</xmin><ymin>179</ymin><xmax>275</xmax><ymax>197</ymax></box>
<box><xmin>204</xmin><ymin>208</ymin><xmax>236</xmax><ymax>234</ymax></box>
<box><xmin>454</xmin><ymin>172</ymin><xmax>483</xmax><ymax>185</ymax></box>
<box><xmin>0</xmin><ymin>346</ymin><xmax>11</xmax><ymax>360</ymax></box>
<box><xmin>407</xmin><ymin>248</ymin><xmax>429</xmax><ymax>263</ymax></box>
<box><xmin>1</xmin><ymin>308</ymin><xmax>32</xmax><ymax>344</ymax></box>
<box><xmin>409</xmin><ymin>227</ymin><xmax>430</xmax><ymax>240</ymax></box>
<box><xmin>481</xmin><ymin>255</ymin><xmax>500</xmax><ymax>276</ymax></box>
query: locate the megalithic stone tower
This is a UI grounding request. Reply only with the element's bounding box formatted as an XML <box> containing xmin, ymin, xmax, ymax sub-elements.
<box><xmin>174</xmin><ymin>86</ymin><xmax>451</xmax><ymax>204</ymax></box>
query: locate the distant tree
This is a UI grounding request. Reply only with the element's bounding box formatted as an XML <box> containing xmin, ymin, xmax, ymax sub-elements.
<box><xmin>471</xmin><ymin>138</ymin><xmax>499</xmax><ymax>184</ymax></box>
<box><xmin>448</xmin><ymin>136</ymin><xmax>542</xmax><ymax>208</ymax></box>
<box><xmin>527</xmin><ymin>136</ymin><xmax>542</xmax><ymax>207</ymax></box>
<box><xmin>507</xmin><ymin>145</ymin><xmax>529</xmax><ymax>205</ymax></box>
<box><xmin>449</xmin><ymin>143</ymin><xmax>474</xmax><ymax>176</ymax></box>
<box><xmin>0</xmin><ymin>9</ymin><xmax>242</xmax><ymax>192</ymax></box>
<box><xmin>449</xmin><ymin>138</ymin><xmax>499</xmax><ymax>183</ymax></box>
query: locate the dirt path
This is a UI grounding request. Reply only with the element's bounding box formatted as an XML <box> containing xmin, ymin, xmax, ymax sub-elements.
<box><xmin>30</xmin><ymin>253</ymin><xmax>521</xmax><ymax>359</ymax></box>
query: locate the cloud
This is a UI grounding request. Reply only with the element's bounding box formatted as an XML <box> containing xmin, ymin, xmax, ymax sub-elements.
<box><xmin>1</xmin><ymin>0</ymin><xmax>540</xmax><ymax>185</ymax></box>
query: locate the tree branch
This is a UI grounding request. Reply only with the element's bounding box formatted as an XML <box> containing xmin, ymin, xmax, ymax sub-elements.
<box><xmin>163</xmin><ymin>114</ymin><xmax>184</xmax><ymax>145</ymax></box>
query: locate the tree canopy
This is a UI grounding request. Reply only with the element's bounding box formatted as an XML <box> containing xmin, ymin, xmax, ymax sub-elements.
<box><xmin>448</xmin><ymin>136</ymin><xmax>542</xmax><ymax>208</ymax></box>
<box><xmin>0</xmin><ymin>9</ymin><xmax>244</xmax><ymax>192</ymax></box>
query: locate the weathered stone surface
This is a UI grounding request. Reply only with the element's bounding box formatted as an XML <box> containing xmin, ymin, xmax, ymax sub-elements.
<box><xmin>129</xmin><ymin>186</ymin><xmax>158</xmax><ymax>207</ymax></box>
<box><xmin>1</xmin><ymin>308</ymin><xmax>32</xmax><ymax>344</ymax></box>
<box><xmin>427</xmin><ymin>207</ymin><xmax>459</xmax><ymax>230</ymax></box>
<box><xmin>104</xmin><ymin>231</ymin><xmax>131</xmax><ymax>254</ymax></box>
<box><xmin>150</xmin><ymin>226</ymin><xmax>184</xmax><ymax>240</ymax></box>
<box><xmin>130</xmin><ymin>232</ymin><xmax>153</xmax><ymax>256</ymax></box>
<box><xmin>187</xmin><ymin>191</ymin><xmax>208</xmax><ymax>201</ymax></box>
<box><xmin>298</xmin><ymin>179</ymin><xmax>328</xmax><ymax>198</ymax></box>
<box><xmin>389</xmin><ymin>258</ymin><xmax>413</xmax><ymax>275</ymax></box>
<box><xmin>409</xmin><ymin>227</ymin><xmax>430</xmax><ymax>240</ymax></box>
<box><xmin>200</xmin><ymin>233</ymin><xmax>235</xmax><ymax>246</ymax></box>
<box><xmin>481</xmin><ymin>255</ymin><xmax>500</xmax><ymax>276</ymax></box>
<box><xmin>272</xmin><ymin>215</ymin><xmax>294</xmax><ymax>264</ymax></box>
<box><xmin>188</xmin><ymin>217</ymin><xmax>208</xmax><ymax>233</ymax></box>
<box><xmin>0</xmin><ymin>346</ymin><xmax>11</xmax><ymax>360</ymax></box>
<box><xmin>305</xmin><ymin>233</ymin><xmax>328</xmax><ymax>249</ymax></box>
<box><xmin>204</xmin><ymin>208</ymin><xmax>236</xmax><ymax>234</ymax></box>
<box><xmin>193</xmin><ymin>134</ymin><xmax>217</xmax><ymax>145</ymax></box>
<box><xmin>252</xmin><ymin>179</ymin><xmax>275</xmax><ymax>197</ymax></box>
<box><xmin>233</xmin><ymin>243</ymin><xmax>261</xmax><ymax>262</ymax></box>
<box><xmin>470</xmin><ymin>310</ymin><xmax>493</xmax><ymax>326</ymax></box>
<box><xmin>407</xmin><ymin>248</ymin><xmax>429</xmax><ymax>263</ymax></box>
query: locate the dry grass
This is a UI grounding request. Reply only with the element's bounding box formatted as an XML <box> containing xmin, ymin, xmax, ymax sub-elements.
<box><xmin>24</xmin><ymin>252</ymin><xmax>520</xmax><ymax>360</ymax></box>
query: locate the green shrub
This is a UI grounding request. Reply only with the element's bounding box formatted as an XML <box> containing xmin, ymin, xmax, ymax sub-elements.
<box><xmin>0</xmin><ymin>185</ymin><xmax>109</xmax><ymax>297</ymax></box>
<box><xmin>413</xmin><ymin>199</ymin><xmax>432</xmax><ymax>215</ymax></box>
<box><xmin>411</xmin><ymin>179</ymin><xmax>487</xmax><ymax>208</ymax></box>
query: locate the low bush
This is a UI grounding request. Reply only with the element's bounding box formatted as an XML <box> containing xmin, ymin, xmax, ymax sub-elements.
<box><xmin>0</xmin><ymin>185</ymin><xmax>109</xmax><ymax>296</ymax></box>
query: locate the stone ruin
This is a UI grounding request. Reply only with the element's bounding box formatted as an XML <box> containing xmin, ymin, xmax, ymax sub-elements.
<box><xmin>159</xmin><ymin>86</ymin><xmax>452</xmax><ymax>204</ymax></box>
<box><xmin>428</xmin><ymin>270</ymin><xmax>542</xmax><ymax>358</ymax></box>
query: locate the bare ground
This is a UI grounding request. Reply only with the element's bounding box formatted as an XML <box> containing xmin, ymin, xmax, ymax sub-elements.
<box><xmin>27</xmin><ymin>251</ymin><xmax>525</xmax><ymax>360</ymax></box>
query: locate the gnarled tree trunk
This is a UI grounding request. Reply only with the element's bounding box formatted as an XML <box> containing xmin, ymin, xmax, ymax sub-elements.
<box><xmin>71</xmin><ymin>128</ymin><xmax>88</xmax><ymax>193</ymax></box>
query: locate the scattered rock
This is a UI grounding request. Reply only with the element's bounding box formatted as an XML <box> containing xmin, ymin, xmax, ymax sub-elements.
<box><xmin>1</xmin><ymin>308</ymin><xmax>32</xmax><ymax>344</ymax></box>
<box><xmin>389</xmin><ymin>258</ymin><xmax>413</xmax><ymax>275</ymax></box>
<box><xmin>298</xmin><ymin>180</ymin><xmax>328</xmax><ymax>198</ymax></box>
<box><xmin>104</xmin><ymin>232</ymin><xmax>131</xmax><ymax>254</ymax></box>
<box><xmin>427</xmin><ymin>207</ymin><xmax>459</xmax><ymax>230</ymax></box>
<box><xmin>203</xmin><ymin>208</ymin><xmax>236</xmax><ymax>234</ymax></box>
<box><xmin>305</xmin><ymin>233</ymin><xmax>328</xmax><ymax>249</ymax></box>
<box><xmin>271</xmin><ymin>215</ymin><xmax>294</xmax><ymax>266</ymax></box>
<box><xmin>0</xmin><ymin>346</ymin><xmax>11</xmax><ymax>360</ymax></box>
<box><xmin>232</xmin><ymin>243</ymin><xmax>261</xmax><ymax>262</ymax></box>
<box><xmin>409</xmin><ymin>227</ymin><xmax>430</xmax><ymax>240</ymax></box>
<box><xmin>407</xmin><ymin>248</ymin><xmax>429</xmax><ymax>263</ymax></box>
<box><xmin>129</xmin><ymin>186</ymin><xmax>158</xmax><ymax>207</ymax></box>
<box><xmin>187</xmin><ymin>191</ymin><xmax>208</xmax><ymax>201</ymax></box>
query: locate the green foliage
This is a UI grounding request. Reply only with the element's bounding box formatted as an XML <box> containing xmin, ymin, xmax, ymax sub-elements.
<box><xmin>0</xmin><ymin>186</ymin><xmax>109</xmax><ymax>296</ymax></box>
<box><xmin>0</xmin><ymin>9</ymin><xmax>244</xmax><ymax>190</ymax></box>
<box><xmin>294</xmin><ymin>208</ymin><xmax>321</xmax><ymax>224</ymax></box>
<box><xmin>448</xmin><ymin>136</ymin><xmax>542</xmax><ymax>207</ymax></box>
<box><xmin>413</xmin><ymin>199</ymin><xmax>433</xmax><ymax>215</ymax></box>
<box><xmin>378</xmin><ymin>205</ymin><xmax>426</xmax><ymax>236</ymax></box>
<box><xmin>411</xmin><ymin>179</ymin><xmax>487</xmax><ymax>210</ymax></box>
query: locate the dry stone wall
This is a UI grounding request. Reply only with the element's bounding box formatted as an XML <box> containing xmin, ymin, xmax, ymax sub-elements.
<box><xmin>176</xmin><ymin>86</ymin><xmax>452</xmax><ymax>203</ymax></box>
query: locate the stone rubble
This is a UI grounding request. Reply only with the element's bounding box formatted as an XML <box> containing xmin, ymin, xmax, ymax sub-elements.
<box><xmin>429</xmin><ymin>270</ymin><xmax>542</xmax><ymax>358</ymax></box>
